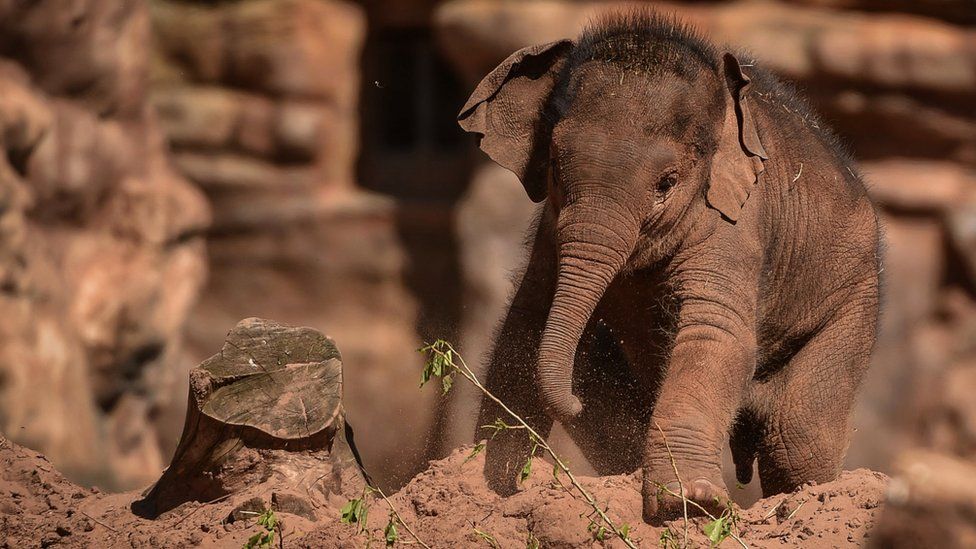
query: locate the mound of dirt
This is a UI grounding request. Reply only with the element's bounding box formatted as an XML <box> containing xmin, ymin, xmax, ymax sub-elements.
<box><xmin>302</xmin><ymin>447</ymin><xmax>888</xmax><ymax>548</ymax></box>
<box><xmin>0</xmin><ymin>435</ymin><xmax>888</xmax><ymax>548</ymax></box>
<box><xmin>0</xmin><ymin>437</ymin><xmax>341</xmax><ymax>548</ymax></box>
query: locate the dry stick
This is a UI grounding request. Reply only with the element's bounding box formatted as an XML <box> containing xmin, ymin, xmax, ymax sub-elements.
<box><xmin>785</xmin><ymin>499</ymin><xmax>807</xmax><ymax>521</ymax></box>
<box><xmin>791</xmin><ymin>162</ymin><xmax>804</xmax><ymax>183</ymax></box>
<box><xmin>80</xmin><ymin>511</ymin><xmax>119</xmax><ymax>533</ymax></box>
<box><xmin>760</xmin><ymin>500</ymin><xmax>783</xmax><ymax>522</ymax></box>
<box><xmin>426</xmin><ymin>343</ymin><xmax>637</xmax><ymax>549</ymax></box>
<box><xmin>655</xmin><ymin>421</ymin><xmax>690</xmax><ymax>548</ymax></box>
<box><xmin>172</xmin><ymin>492</ymin><xmax>234</xmax><ymax>526</ymax></box>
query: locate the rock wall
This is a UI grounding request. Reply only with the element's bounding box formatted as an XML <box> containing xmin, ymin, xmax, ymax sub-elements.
<box><xmin>0</xmin><ymin>0</ymin><xmax>210</xmax><ymax>489</ymax></box>
<box><xmin>148</xmin><ymin>0</ymin><xmax>436</xmax><ymax>488</ymax></box>
<box><xmin>436</xmin><ymin>0</ymin><xmax>976</xmax><ymax>472</ymax></box>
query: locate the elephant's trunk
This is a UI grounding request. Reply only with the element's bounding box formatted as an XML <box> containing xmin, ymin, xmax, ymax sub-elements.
<box><xmin>537</xmin><ymin>217</ymin><xmax>635</xmax><ymax>422</ymax></box>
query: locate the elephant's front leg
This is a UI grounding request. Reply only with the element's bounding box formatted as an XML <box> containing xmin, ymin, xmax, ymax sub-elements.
<box><xmin>478</xmin><ymin>213</ymin><xmax>557</xmax><ymax>496</ymax></box>
<box><xmin>642</xmin><ymin>293</ymin><xmax>757</xmax><ymax>523</ymax></box>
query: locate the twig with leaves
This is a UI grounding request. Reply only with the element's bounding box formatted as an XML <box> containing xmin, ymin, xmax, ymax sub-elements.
<box><xmin>419</xmin><ymin>340</ymin><xmax>637</xmax><ymax>549</ymax></box>
<box><xmin>341</xmin><ymin>484</ymin><xmax>430</xmax><ymax>549</ymax></box>
<box><xmin>652</xmin><ymin>479</ymin><xmax>749</xmax><ymax>549</ymax></box>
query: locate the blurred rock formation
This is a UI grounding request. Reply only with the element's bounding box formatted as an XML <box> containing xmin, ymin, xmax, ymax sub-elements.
<box><xmin>0</xmin><ymin>0</ymin><xmax>210</xmax><ymax>488</ymax></box>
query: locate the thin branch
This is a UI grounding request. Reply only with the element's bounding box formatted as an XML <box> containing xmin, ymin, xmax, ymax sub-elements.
<box><xmin>422</xmin><ymin>342</ymin><xmax>637</xmax><ymax>549</ymax></box>
<box><xmin>342</xmin><ymin>422</ymin><xmax>430</xmax><ymax>549</ymax></box>
<box><xmin>760</xmin><ymin>500</ymin><xmax>783</xmax><ymax>522</ymax></box>
<box><xmin>792</xmin><ymin>162</ymin><xmax>804</xmax><ymax>183</ymax></box>
<box><xmin>373</xmin><ymin>486</ymin><xmax>431</xmax><ymax>549</ymax></box>
<box><xmin>786</xmin><ymin>499</ymin><xmax>807</xmax><ymax>521</ymax></box>
<box><xmin>80</xmin><ymin>511</ymin><xmax>118</xmax><ymax>533</ymax></box>
<box><xmin>172</xmin><ymin>492</ymin><xmax>234</xmax><ymax>526</ymax></box>
<box><xmin>655</xmin><ymin>485</ymin><xmax>749</xmax><ymax>549</ymax></box>
<box><xmin>655</xmin><ymin>421</ymin><xmax>689</xmax><ymax>548</ymax></box>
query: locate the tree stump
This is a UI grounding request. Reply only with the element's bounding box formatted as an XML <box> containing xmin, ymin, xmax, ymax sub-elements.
<box><xmin>134</xmin><ymin>318</ymin><xmax>364</xmax><ymax>518</ymax></box>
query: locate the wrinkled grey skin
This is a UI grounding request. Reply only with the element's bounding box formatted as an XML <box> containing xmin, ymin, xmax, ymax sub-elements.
<box><xmin>459</xmin><ymin>16</ymin><xmax>880</xmax><ymax>524</ymax></box>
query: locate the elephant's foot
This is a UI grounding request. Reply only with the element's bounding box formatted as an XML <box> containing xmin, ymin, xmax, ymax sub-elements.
<box><xmin>482</xmin><ymin>432</ymin><xmax>535</xmax><ymax>497</ymax></box>
<box><xmin>642</xmin><ymin>474</ymin><xmax>729</xmax><ymax>524</ymax></box>
<box><xmin>484</xmin><ymin>456</ymin><xmax>519</xmax><ymax>497</ymax></box>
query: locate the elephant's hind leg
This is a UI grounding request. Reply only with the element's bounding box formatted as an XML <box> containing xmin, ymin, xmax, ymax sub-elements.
<box><xmin>562</xmin><ymin>321</ymin><xmax>653</xmax><ymax>475</ymax></box>
<box><xmin>755</xmin><ymin>302</ymin><xmax>877</xmax><ymax>496</ymax></box>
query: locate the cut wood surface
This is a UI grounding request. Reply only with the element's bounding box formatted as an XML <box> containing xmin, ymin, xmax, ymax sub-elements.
<box><xmin>198</xmin><ymin>319</ymin><xmax>343</xmax><ymax>439</ymax></box>
<box><xmin>133</xmin><ymin>318</ymin><xmax>361</xmax><ymax>518</ymax></box>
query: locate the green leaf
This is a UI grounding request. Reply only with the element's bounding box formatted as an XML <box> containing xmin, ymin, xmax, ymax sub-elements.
<box><xmin>341</xmin><ymin>497</ymin><xmax>369</xmax><ymax>533</ymax></box>
<box><xmin>620</xmin><ymin>523</ymin><xmax>631</xmax><ymax>539</ymax></box>
<box><xmin>526</xmin><ymin>532</ymin><xmax>540</xmax><ymax>549</ymax></box>
<box><xmin>257</xmin><ymin>509</ymin><xmax>277</xmax><ymax>530</ymax></box>
<box><xmin>419</xmin><ymin>340</ymin><xmax>460</xmax><ymax>392</ymax></box>
<box><xmin>474</xmin><ymin>528</ymin><xmax>500</xmax><ymax>548</ymax></box>
<box><xmin>340</xmin><ymin>499</ymin><xmax>361</xmax><ymax>524</ymax></box>
<box><xmin>595</xmin><ymin>526</ymin><xmax>607</xmax><ymax>541</ymax></box>
<box><xmin>464</xmin><ymin>442</ymin><xmax>486</xmax><ymax>465</ymax></box>
<box><xmin>704</xmin><ymin>515</ymin><xmax>732</xmax><ymax>545</ymax></box>
<box><xmin>384</xmin><ymin>517</ymin><xmax>399</xmax><ymax>546</ymax></box>
<box><xmin>243</xmin><ymin>509</ymin><xmax>278</xmax><ymax>548</ymax></box>
<box><xmin>519</xmin><ymin>456</ymin><xmax>532</xmax><ymax>484</ymax></box>
<box><xmin>480</xmin><ymin>418</ymin><xmax>513</xmax><ymax>439</ymax></box>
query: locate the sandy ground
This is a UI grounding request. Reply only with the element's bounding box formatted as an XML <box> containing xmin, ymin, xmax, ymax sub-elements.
<box><xmin>0</xmin><ymin>437</ymin><xmax>887</xmax><ymax>548</ymax></box>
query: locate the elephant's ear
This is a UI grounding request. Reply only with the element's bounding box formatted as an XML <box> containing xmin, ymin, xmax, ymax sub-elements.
<box><xmin>458</xmin><ymin>39</ymin><xmax>573</xmax><ymax>203</ymax></box>
<box><xmin>706</xmin><ymin>53</ymin><xmax>769</xmax><ymax>223</ymax></box>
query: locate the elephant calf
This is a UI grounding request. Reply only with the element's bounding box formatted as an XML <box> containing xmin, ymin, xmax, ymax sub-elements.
<box><xmin>458</xmin><ymin>13</ymin><xmax>881</xmax><ymax>522</ymax></box>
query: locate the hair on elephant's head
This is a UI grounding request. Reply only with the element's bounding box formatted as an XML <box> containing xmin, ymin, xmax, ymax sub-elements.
<box><xmin>458</xmin><ymin>13</ymin><xmax>768</xmax><ymax>422</ymax></box>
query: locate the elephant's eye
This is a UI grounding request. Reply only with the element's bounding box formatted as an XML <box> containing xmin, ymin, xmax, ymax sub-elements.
<box><xmin>657</xmin><ymin>172</ymin><xmax>678</xmax><ymax>194</ymax></box>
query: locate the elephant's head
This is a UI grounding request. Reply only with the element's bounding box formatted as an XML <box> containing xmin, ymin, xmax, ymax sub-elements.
<box><xmin>458</xmin><ymin>21</ymin><xmax>767</xmax><ymax>422</ymax></box>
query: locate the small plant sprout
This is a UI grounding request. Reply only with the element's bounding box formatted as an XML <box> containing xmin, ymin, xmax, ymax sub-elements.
<box><xmin>652</xmin><ymin>483</ymin><xmax>749</xmax><ymax>549</ymax></box>
<box><xmin>474</xmin><ymin>528</ymin><xmax>501</xmax><ymax>548</ymax></box>
<box><xmin>383</xmin><ymin>511</ymin><xmax>399</xmax><ymax>547</ymax></box>
<box><xmin>419</xmin><ymin>340</ymin><xmax>637</xmax><ymax>549</ymax></box>
<box><xmin>526</xmin><ymin>532</ymin><xmax>540</xmax><ymax>549</ymax></box>
<box><xmin>587</xmin><ymin>519</ymin><xmax>609</xmax><ymax>542</ymax></box>
<box><xmin>703</xmin><ymin>504</ymin><xmax>741</xmax><ymax>547</ymax></box>
<box><xmin>340</xmin><ymin>489</ymin><xmax>370</xmax><ymax>533</ymax></box>
<box><xmin>243</xmin><ymin>508</ymin><xmax>278</xmax><ymax>549</ymax></box>
<box><xmin>340</xmin><ymin>485</ymin><xmax>430</xmax><ymax>549</ymax></box>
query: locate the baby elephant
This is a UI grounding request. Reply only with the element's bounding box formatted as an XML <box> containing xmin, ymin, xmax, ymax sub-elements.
<box><xmin>459</xmin><ymin>14</ymin><xmax>880</xmax><ymax>523</ymax></box>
